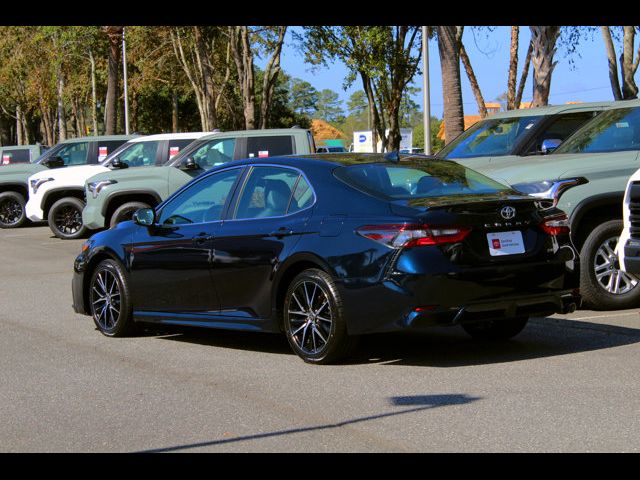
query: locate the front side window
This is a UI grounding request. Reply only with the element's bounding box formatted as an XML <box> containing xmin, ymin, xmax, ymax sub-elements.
<box><xmin>438</xmin><ymin>116</ymin><xmax>542</xmax><ymax>159</ymax></box>
<box><xmin>555</xmin><ymin>107</ymin><xmax>640</xmax><ymax>154</ymax></box>
<box><xmin>234</xmin><ymin>166</ymin><xmax>311</xmax><ymax>219</ymax></box>
<box><xmin>187</xmin><ymin>138</ymin><xmax>236</xmax><ymax>169</ymax></box>
<box><xmin>43</xmin><ymin>142</ymin><xmax>90</xmax><ymax>166</ymax></box>
<box><xmin>335</xmin><ymin>161</ymin><xmax>512</xmax><ymax>200</ymax></box>
<box><xmin>525</xmin><ymin>112</ymin><xmax>597</xmax><ymax>154</ymax></box>
<box><xmin>158</xmin><ymin>168</ymin><xmax>241</xmax><ymax>225</ymax></box>
<box><xmin>113</xmin><ymin>141</ymin><xmax>161</xmax><ymax>167</ymax></box>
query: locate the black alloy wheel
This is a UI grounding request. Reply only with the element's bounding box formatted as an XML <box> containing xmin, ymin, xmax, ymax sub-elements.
<box><xmin>283</xmin><ymin>269</ymin><xmax>358</xmax><ymax>364</ymax></box>
<box><xmin>89</xmin><ymin>259</ymin><xmax>136</xmax><ymax>337</ymax></box>
<box><xmin>48</xmin><ymin>197</ymin><xmax>88</xmax><ymax>240</ymax></box>
<box><xmin>0</xmin><ymin>191</ymin><xmax>27</xmax><ymax>228</ymax></box>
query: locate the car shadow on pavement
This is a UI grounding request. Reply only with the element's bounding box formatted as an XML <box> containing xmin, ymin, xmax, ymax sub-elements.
<box><xmin>145</xmin><ymin>316</ymin><xmax>640</xmax><ymax>367</ymax></box>
<box><xmin>136</xmin><ymin>393</ymin><xmax>481</xmax><ymax>453</ymax></box>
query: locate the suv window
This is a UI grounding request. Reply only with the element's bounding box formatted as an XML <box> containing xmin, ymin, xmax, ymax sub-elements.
<box><xmin>116</xmin><ymin>141</ymin><xmax>161</xmax><ymax>167</ymax></box>
<box><xmin>55</xmin><ymin>142</ymin><xmax>90</xmax><ymax>166</ymax></box>
<box><xmin>97</xmin><ymin>141</ymin><xmax>129</xmax><ymax>162</ymax></box>
<box><xmin>168</xmin><ymin>139</ymin><xmax>195</xmax><ymax>162</ymax></box>
<box><xmin>188</xmin><ymin>138</ymin><xmax>236</xmax><ymax>169</ymax></box>
<box><xmin>2</xmin><ymin>149</ymin><xmax>30</xmax><ymax>164</ymax></box>
<box><xmin>525</xmin><ymin>112</ymin><xmax>597</xmax><ymax>154</ymax></box>
<box><xmin>438</xmin><ymin>116</ymin><xmax>542</xmax><ymax>159</ymax></box>
<box><xmin>246</xmin><ymin>136</ymin><xmax>294</xmax><ymax>158</ymax></box>
<box><xmin>556</xmin><ymin>107</ymin><xmax>640</xmax><ymax>154</ymax></box>
<box><xmin>159</xmin><ymin>168</ymin><xmax>241</xmax><ymax>225</ymax></box>
<box><xmin>234</xmin><ymin>166</ymin><xmax>308</xmax><ymax>219</ymax></box>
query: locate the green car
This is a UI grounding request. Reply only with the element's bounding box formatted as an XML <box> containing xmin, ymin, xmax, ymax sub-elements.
<box><xmin>82</xmin><ymin>128</ymin><xmax>316</xmax><ymax>230</ymax></box>
<box><xmin>0</xmin><ymin>135</ymin><xmax>135</xmax><ymax>229</ymax></box>
<box><xmin>464</xmin><ymin>99</ymin><xmax>640</xmax><ymax>310</ymax></box>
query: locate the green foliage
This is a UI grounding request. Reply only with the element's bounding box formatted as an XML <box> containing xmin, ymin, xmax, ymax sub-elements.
<box><xmin>313</xmin><ymin>89</ymin><xmax>345</xmax><ymax>123</ymax></box>
<box><xmin>289</xmin><ymin>78</ymin><xmax>318</xmax><ymax>116</ymax></box>
<box><xmin>412</xmin><ymin>116</ymin><xmax>445</xmax><ymax>153</ymax></box>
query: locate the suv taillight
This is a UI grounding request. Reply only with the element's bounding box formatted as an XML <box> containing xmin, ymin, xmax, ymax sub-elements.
<box><xmin>540</xmin><ymin>213</ymin><xmax>570</xmax><ymax>236</ymax></box>
<box><xmin>356</xmin><ymin>224</ymin><xmax>471</xmax><ymax>248</ymax></box>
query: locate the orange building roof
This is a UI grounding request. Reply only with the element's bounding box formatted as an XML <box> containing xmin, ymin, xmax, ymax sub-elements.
<box><xmin>310</xmin><ymin>119</ymin><xmax>349</xmax><ymax>144</ymax></box>
<box><xmin>437</xmin><ymin>115</ymin><xmax>481</xmax><ymax>141</ymax></box>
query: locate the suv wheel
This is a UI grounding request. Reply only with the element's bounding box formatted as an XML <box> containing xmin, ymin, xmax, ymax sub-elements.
<box><xmin>48</xmin><ymin>197</ymin><xmax>88</xmax><ymax>240</ymax></box>
<box><xmin>580</xmin><ymin>219</ymin><xmax>640</xmax><ymax>310</ymax></box>
<box><xmin>0</xmin><ymin>191</ymin><xmax>27</xmax><ymax>228</ymax></box>
<box><xmin>110</xmin><ymin>201</ymin><xmax>151</xmax><ymax>229</ymax></box>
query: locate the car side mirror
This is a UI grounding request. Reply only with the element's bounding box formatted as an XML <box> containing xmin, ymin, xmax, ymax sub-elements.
<box><xmin>43</xmin><ymin>156</ymin><xmax>65</xmax><ymax>168</ymax></box>
<box><xmin>541</xmin><ymin>138</ymin><xmax>562</xmax><ymax>154</ymax></box>
<box><xmin>182</xmin><ymin>157</ymin><xmax>199</xmax><ymax>170</ymax></box>
<box><xmin>133</xmin><ymin>208</ymin><xmax>156</xmax><ymax>227</ymax></box>
<box><xmin>111</xmin><ymin>157</ymin><xmax>128</xmax><ymax>169</ymax></box>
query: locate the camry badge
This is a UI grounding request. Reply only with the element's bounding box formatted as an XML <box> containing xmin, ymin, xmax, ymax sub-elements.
<box><xmin>500</xmin><ymin>206</ymin><xmax>516</xmax><ymax>220</ymax></box>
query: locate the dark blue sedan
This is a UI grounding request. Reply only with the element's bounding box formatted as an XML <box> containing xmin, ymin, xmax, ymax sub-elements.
<box><xmin>72</xmin><ymin>153</ymin><xmax>580</xmax><ymax>364</ymax></box>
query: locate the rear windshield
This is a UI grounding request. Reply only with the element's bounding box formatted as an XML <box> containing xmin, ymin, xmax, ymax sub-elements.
<box><xmin>334</xmin><ymin>161</ymin><xmax>512</xmax><ymax>199</ymax></box>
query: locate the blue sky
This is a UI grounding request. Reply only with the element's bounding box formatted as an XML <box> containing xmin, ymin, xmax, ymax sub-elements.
<box><xmin>257</xmin><ymin>26</ymin><xmax>638</xmax><ymax>119</ymax></box>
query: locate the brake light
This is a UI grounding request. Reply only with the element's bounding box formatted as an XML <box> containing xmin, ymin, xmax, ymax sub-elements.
<box><xmin>540</xmin><ymin>214</ymin><xmax>570</xmax><ymax>236</ymax></box>
<box><xmin>356</xmin><ymin>224</ymin><xmax>471</xmax><ymax>248</ymax></box>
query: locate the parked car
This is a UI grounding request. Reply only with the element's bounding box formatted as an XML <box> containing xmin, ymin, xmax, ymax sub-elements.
<box><xmin>0</xmin><ymin>135</ymin><xmax>135</xmax><ymax>229</ymax></box>
<box><xmin>400</xmin><ymin>148</ymin><xmax>425</xmax><ymax>154</ymax></box>
<box><xmin>316</xmin><ymin>145</ymin><xmax>347</xmax><ymax>153</ymax></box>
<box><xmin>72</xmin><ymin>153</ymin><xmax>580</xmax><ymax>364</ymax></box>
<box><xmin>26</xmin><ymin>132</ymin><xmax>209</xmax><ymax>240</ymax></box>
<box><xmin>0</xmin><ymin>144</ymin><xmax>49</xmax><ymax>165</ymax></box>
<box><xmin>82</xmin><ymin>128</ymin><xmax>316</xmax><ymax>232</ymax></box>
<box><xmin>473</xmin><ymin>99</ymin><xmax>640</xmax><ymax>310</ymax></box>
<box><xmin>437</xmin><ymin>101</ymin><xmax>615</xmax><ymax>169</ymax></box>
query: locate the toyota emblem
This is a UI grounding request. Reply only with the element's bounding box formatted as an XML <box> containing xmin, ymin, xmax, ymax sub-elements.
<box><xmin>500</xmin><ymin>206</ymin><xmax>516</xmax><ymax>219</ymax></box>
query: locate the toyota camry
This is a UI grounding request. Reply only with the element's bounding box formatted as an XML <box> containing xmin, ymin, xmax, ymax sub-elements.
<box><xmin>72</xmin><ymin>153</ymin><xmax>580</xmax><ymax>364</ymax></box>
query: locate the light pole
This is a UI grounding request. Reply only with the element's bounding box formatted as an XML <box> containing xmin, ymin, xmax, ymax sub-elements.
<box><xmin>122</xmin><ymin>27</ymin><xmax>130</xmax><ymax>135</ymax></box>
<box><xmin>422</xmin><ymin>26</ymin><xmax>432</xmax><ymax>155</ymax></box>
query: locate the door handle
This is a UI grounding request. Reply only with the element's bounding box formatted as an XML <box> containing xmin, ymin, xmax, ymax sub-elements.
<box><xmin>268</xmin><ymin>227</ymin><xmax>294</xmax><ymax>238</ymax></box>
<box><xmin>193</xmin><ymin>233</ymin><xmax>214</xmax><ymax>245</ymax></box>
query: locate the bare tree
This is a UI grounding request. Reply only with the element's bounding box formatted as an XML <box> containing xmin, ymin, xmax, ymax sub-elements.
<box><xmin>507</xmin><ymin>26</ymin><xmax>533</xmax><ymax>110</ymax></box>
<box><xmin>102</xmin><ymin>26</ymin><xmax>123</xmax><ymax>135</ymax></box>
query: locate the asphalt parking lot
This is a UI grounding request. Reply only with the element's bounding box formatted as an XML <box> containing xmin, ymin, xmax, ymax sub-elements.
<box><xmin>1</xmin><ymin>224</ymin><xmax>640</xmax><ymax>452</ymax></box>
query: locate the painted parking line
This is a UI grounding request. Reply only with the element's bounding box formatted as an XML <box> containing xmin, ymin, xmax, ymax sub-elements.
<box><xmin>566</xmin><ymin>312</ymin><xmax>640</xmax><ymax>321</ymax></box>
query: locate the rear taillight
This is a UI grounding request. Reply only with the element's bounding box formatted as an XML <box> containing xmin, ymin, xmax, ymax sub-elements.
<box><xmin>540</xmin><ymin>214</ymin><xmax>570</xmax><ymax>236</ymax></box>
<box><xmin>356</xmin><ymin>224</ymin><xmax>471</xmax><ymax>248</ymax></box>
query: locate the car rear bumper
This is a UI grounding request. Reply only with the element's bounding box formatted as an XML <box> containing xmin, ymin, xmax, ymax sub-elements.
<box><xmin>339</xmin><ymin>258</ymin><xmax>580</xmax><ymax>335</ymax></box>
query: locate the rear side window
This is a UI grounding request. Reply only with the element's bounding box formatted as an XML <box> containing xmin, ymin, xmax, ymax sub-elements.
<box><xmin>246</xmin><ymin>136</ymin><xmax>294</xmax><ymax>158</ymax></box>
<box><xmin>2</xmin><ymin>149</ymin><xmax>30</xmax><ymax>164</ymax></box>
<box><xmin>189</xmin><ymin>138</ymin><xmax>236</xmax><ymax>169</ymax></box>
<box><xmin>234</xmin><ymin>166</ymin><xmax>313</xmax><ymax>219</ymax></box>
<box><xmin>97</xmin><ymin>140</ymin><xmax>129</xmax><ymax>162</ymax></box>
<box><xmin>334</xmin><ymin>161</ymin><xmax>512</xmax><ymax>199</ymax></box>
<box><xmin>117</xmin><ymin>141</ymin><xmax>161</xmax><ymax>167</ymax></box>
<box><xmin>168</xmin><ymin>139</ymin><xmax>196</xmax><ymax>162</ymax></box>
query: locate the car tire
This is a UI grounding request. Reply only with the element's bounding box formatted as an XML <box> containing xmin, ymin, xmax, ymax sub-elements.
<box><xmin>48</xmin><ymin>197</ymin><xmax>88</xmax><ymax>240</ymax></box>
<box><xmin>109</xmin><ymin>201</ymin><xmax>151</xmax><ymax>229</ymax></box>
<box><xmin>462</xmin><ymin>316</ymin><xmax>529</xmax><ymax>341</ymax></box>
<box><xmin>283</xmin><ymin>268</ymin><xmax>358</xmax><ymax>364</ymax></box>
<box><xmin>580</xmin><ymin>219</ymin><xmax>640</xmax><ymax>310</ymax></box>
<box><xmin>89</xmin><ymin>259</ymin><xmax>137</xmax><ymax>337</ymax></box>
<box><xmin>0</xmin><ymin>191</ymin><xmax>27</xmax><ymax>228</ymax></box>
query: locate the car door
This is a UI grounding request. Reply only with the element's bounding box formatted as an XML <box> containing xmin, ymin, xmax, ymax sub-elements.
<box><xmin>211</xmin><ymin>165</ymin><xmax>315</xmax><ymax>319</ymax></box>
<box><xmin>128</xmin><ymin>167</ymin><xmax>244</xmax><ymax>314</ymax></box>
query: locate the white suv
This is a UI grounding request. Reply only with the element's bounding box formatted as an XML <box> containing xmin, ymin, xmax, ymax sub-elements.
<box><xmin>26</xmin><ymin>132</ymin><xmax>209</xmax><ymax>239</ymax></box>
